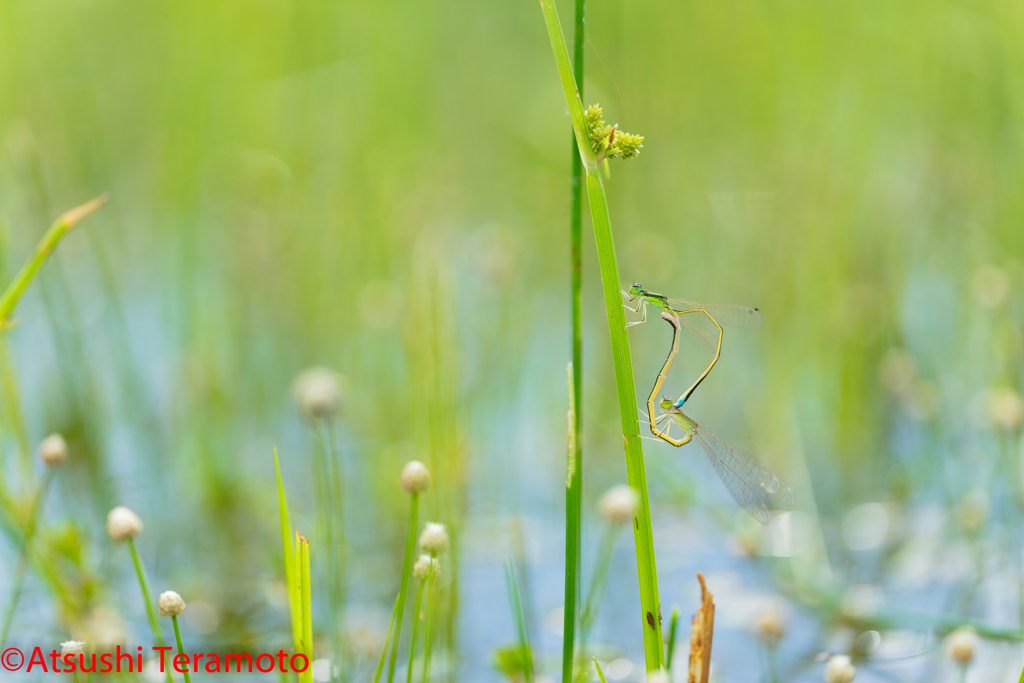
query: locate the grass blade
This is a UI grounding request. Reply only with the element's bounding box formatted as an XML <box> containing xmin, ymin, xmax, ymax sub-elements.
<box><xmin>538</xmin><ymin>0</ymin><xmax>664</xmax><ymax>671</ymax></box>
<box><xmin>274</xmin><ymin>449</ymin><xmax>302</xmax><ymax>654</ymax></box>
<box><xmin>505</xmin><ymin>558</ymin><xmax>533</xmax><ymax>683</ymax></box>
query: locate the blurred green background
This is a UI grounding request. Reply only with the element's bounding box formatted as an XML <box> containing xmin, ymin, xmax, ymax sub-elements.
<box><xmin>1</xmin><ymin>0</ymin><xmax>1023</xmax><ymax>680</ymax></box>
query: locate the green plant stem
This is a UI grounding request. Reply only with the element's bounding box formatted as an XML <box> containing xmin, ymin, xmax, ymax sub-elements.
<box><xmin>562</xmin><ymin>363</ymin><xmax>581</xmax><ymax>683</ymax></box>
<box><xmin>171</xmin><ymin>616</ymin><xmax>193</xmax><ymax>683</ymax></box>
<box><xmin>405</xmin><ymin>580</ymin><xmax>426</xmax><ymax>683</ymax></box>
<box><xmin>505</xmin><ymin>558</ymin><xmax>533</xmax><ymax>683</ymax></box>
<box><xmin>274</xmin><ymin>449</ymin><xmax>302</xmax><ymax>654</ymax></box>
<box><xmin>301</xmin><ymin>538</ymin><xmax>314</xmax><ymax>683</ymax></box>
<box><xmin>127</xmin><ymin>538</ymin><xmax>173</xmax><ymax>683</ymax></box>
<box><xmin>0</xmin><ymin>195</ymin><xmax>107</xmax><ymax>327</ymax></box>
<box><xmin>421</xmin><ymin>555</ymin><xmax>437</xmax><ymax>683</ymax></box>
<box><xmin>539</xmin><ymin>2</ymin><xmax>664</xmax><ymax>669</ymax></box>
<box><xmin>0</xmin><ymin>470</ymin><xmax>54</xmax><ymax>648</ymax></box>
<box><xmin>374</xmin><ymin>594</ymin><xmax>401</xmax><ymax>683</ymax></box>
<box><xmin>325</xmin><ymin>418</ymin><xmax>347</xmax><ymax>680</ymax></box>
<box><xmin>564</xmin><ymin>0</ymin><xmax>586</xmax><ymax>670</ymax></box>
<box><xmin>665</xmin><ymin>607</ymin><xmax>680</xmax><ymax>670</ymax></box>
<box><xmin>579</xmin><ymin>522</ymin><xmax>620</xmax><ymax>651</ymax></box>
<box><xmin>387</xmin><ymin>493</ymin><xmax>419</xmax><ymax>683</ymax></box>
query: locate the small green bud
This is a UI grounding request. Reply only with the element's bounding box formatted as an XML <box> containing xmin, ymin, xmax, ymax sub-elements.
<box><xmin>584</xmin><ymin>104</ymin><xmax>644</xmax><ymax>162</ymax></box>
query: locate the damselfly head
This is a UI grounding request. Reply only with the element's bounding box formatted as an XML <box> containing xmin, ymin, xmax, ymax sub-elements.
<box><xmin>629</xmin><ymin>283</ymin><xmax>643</xmax><ymax>296</ymax></box>
<box><xmin>658</xmin><ymin>396</ymin><xmax>675</xmax><ymax>411</ymax></box>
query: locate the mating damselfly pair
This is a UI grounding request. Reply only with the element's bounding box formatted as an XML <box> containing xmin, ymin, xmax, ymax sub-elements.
<box><xmin>622</xmin><ymin>284</ymin><xmax>793</xmax><ymax>525</ymax></box>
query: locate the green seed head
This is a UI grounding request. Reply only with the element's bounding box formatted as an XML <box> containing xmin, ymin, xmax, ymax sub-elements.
<box><xmin>584</xmin><ymin>104</ymin><xmax>644</xmax><ymax>162</ymax></box>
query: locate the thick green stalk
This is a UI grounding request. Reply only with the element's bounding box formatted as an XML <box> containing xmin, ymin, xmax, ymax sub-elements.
<box><xmin>561</xmin><ymin>364</ymin><xmax>581</xmax><ymax>683</ymax></box>
<box><xmin>0</xmin><ymin>195</ymin><xmax>107</xmax><ymax>326</ymax></box>
<box><xmin>539</xmin><ymin>0</ymin><xmax>663</xmax><ymax>671</ymax></box>
<box><xmin>386</xmin><ymin>493</ymin><xmax>419</xmax><ymax>683</ymax></box>
<box><xmin>171</xmin><ymin>616</ymin><xmax>193</xmax><ymax>683</ymax></box>
<box><xmin>405</xmin><ymin>580</ymin><xmax>426</xmax><ymax>683</ymax></box>
<box><xmin>127</xmin><ymin>538</ymin><xmax>173</xmax><ymax>683</ymax></box>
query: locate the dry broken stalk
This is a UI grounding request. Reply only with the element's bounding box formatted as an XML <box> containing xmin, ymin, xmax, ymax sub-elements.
<box><xmin>688</xmin><ymin>573</ymin><xmax>715</xmax><ymax>683</ymax></box>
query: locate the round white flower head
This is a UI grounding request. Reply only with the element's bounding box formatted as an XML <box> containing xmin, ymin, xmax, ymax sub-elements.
<box><xmin>752</xmin><ymin>610</ymin><xmax>785</xmax><ymax>644</ymax></box>
<box><xmin>419</xmin><ymin>522</ymin><xmax>449</xmax><ymax>555</ymax></box>
<box><xmin>400</xmin><ymin>461</ymin><xmax>431</xmax><ymax>494</ymax></box>
<box><xmin>412</xmin><ymin>554</ymin><xmax>441</xmax><ymax>580</ymax></box>
<box><xmin>158</xmin><ymin>591</ymin><xmax>186</xmax><ymax>618</ymax></box>
<box><xmin>824</xmin><ymin>655</ymin><xmax>856</xmax><ymax>683</ymax></box>
<box><xmin>106</xmin><ymin>506</ymin><xmax>143</xmax><ymax>542</ymax></box>
<box><xmin>646</xmin><ymin>670</ymin><xmax>670</xmax><ymax>683</ymax></box>
<box><xmin>40</xmin><ymin>433</ymin><xmax>68</xmax><ymax>467</ymax></box>
<box><xmin>292</xmin><ymin>367</ymin><xmax>343</xmax><ymax>419</ymax></box>
<box><xmin>60</xmin><ymin>641</ymin><xmax>84</xmax><ymax>655</ymax></box>
<box><xmin>599</xmin><ymin>485</ymin><xmax>637</xmax><ymax>525</ymax></box>
<box><xmin>947</xmin><ymin>628</ymin><xmax>978</xmax><ymax>665</ymax></box>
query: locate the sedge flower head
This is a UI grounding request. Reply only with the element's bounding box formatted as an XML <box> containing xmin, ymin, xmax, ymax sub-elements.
<box><xmin>824</xmin><ymin>655</ymin><xmax>856</xmax><ymax>683</ymax></box>
<box><xmin>40</xmin><ymin>433</ymin><xmax>68</xmax><ymax>467</ymax></box>
<box><xmin>106</xmin><ymin>506</ymin><xmax>143</xmax><ymax>542</ymax></box>
<box><xmin>584</xmin><ymin>105</ymin><xmax>644</xmax><ymax>162</ymax></box>
<box><xmin>400</xmin><ymin>460</ymin><xmax>431</xmax><ymax>494</ymax></box>
<box><xmin>419</xmin><ymin>522</ymin><xmax>449</xmax><ymax>555</ymax></box>
<box><xmin>292</xmin><ymin>367</ymin><xmax>343</xmax><ymax>419</ymax></box>
<box><xmin>947</xmin><ymin>628</ymin><xmax>978</xmax><ymax>665</ymax></box>
<box><xmin>412</xmin><ymin>554</ymin><xmax>441</xmax><ymax>580</ymax></box>
<box><xmin>158</xmin><ymin>591</ymin><xmax>186</xmax><ymax>617</ymax></box>
<box><xmin>599</xmin><ymin>485</ymin><xmax>637</xmax><ymax>525</ymax></box>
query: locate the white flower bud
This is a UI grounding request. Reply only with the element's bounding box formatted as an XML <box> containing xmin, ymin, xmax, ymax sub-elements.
<box><xmin>106</xmin><ymin>506</ymin><xmax>143</xmax><ymax>542</ymax></box>
<box><xmin>824</xmin><ymin>655</ymin><xmax>856</xmax><ymax>683</ymax></box>
<box><xmin>412</xmin><ymin>554</ymin><xmax>440</xmax><ymax>580</ymax></box>
<box><xmin>292</xmin><ymin>367</ymin><xmax>343</xmax><ymax>419</ymax></box>
<box><xmin>158</xmin><ymin>591</ymin><xmax>186</xmax><ymax>617</ymax></box>
<box><xmin>39</xmin><ymin>433</ymin><xmax>68</xmax><ymax>467</ymax></box>
<box><xmin>599</xmin><ymin>485</ymin><xmax>637</xmax><ymax>525</ymax></box>
<box><xmin>947</xmin><ymin>628</ymin><xmax>978</xmax><ymax>665</ymax></box>
<box><xmin>419</xmin><ymin>522</ymin><xmax>449</xmax><ymax>555</ymax></box>
<box><xmin>61</xmin><ymin>641</ymin><xmax>84</xmax><ymax>655</ymax></box>
<box><xmin>400</xmin><ymin>461</ymin><xmax>431</xmax><ymax>494</ymax></box>
<box><xmin>752</xmin><ymin>610</ymin><xmax>785</xmax><ymax>644</ymax></box>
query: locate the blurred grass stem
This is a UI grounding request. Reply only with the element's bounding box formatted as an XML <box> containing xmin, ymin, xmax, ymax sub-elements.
<box><xmin>171</xmin><ymin>615</ymin><xmax>193</xmax><ymax>683</ymax></box>
<box><xmin>386</xmin><ymin>492</ymin><xmax>419</xmax><ymax>683</ymax></box>
<box><xmin>539</xmin><ymin>0</ymin><xmax>664</xmax><ymax>670</ymax></box>
<box><xmin>127</xmin><ymin>538</ymin><xmax>173</xmax><ymax>683</ymax></box>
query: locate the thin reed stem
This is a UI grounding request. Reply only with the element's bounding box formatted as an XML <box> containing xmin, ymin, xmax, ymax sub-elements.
<box><xmin>665</xmin><ymin>607</ymin><xmax>680</xmax><ymax>671</ymax></box>
<box><xmin>171</xmin><ymin>616</ymin><xmax>193</xmax><ymax>683</ymax></box>
<box><xmin>563</xmin><ymin>0</ymin><xmax>585</xmax><ymax>671</ymax></box>
<box><xmin>505</xmin><ymin>559</ymin><xmax>533</xmax><ymax>683</ymax></box>
<box><xmin>538</xmin><ymin>1</ymin><xmax>664</xmax><ymax>670</ymax></box>
<box><xmin>405</xmin><ymin>580</ymin><xmax>426</xmax><ymax>683</ymax></box>
<box><xmin>126</xmin><ymin>538</ymin><xmax>173</xmax><ymax>683</ymax></box>
<box><xmin>579</xmin><ymin>522</ymin><xmax>621</xmax><ymax>649</ymax></box>
<box><xmin>421</xmin><ymin>563</ymin><xmax>437</xmax><ymax>683</ymax></box>
<box><xmin>387</xmin><ymin>493</ymin><xmax>419</xmax><ymax>683</ymax></box>
<box><xmin>562</xmin><ymin>363</ymin><xmax>581</xmax><ymax>683</ymax></box>
<box><xmin>374</xmin><ymin>595</ymin><xmax>400</xmax><ymax>683</ymax></box>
